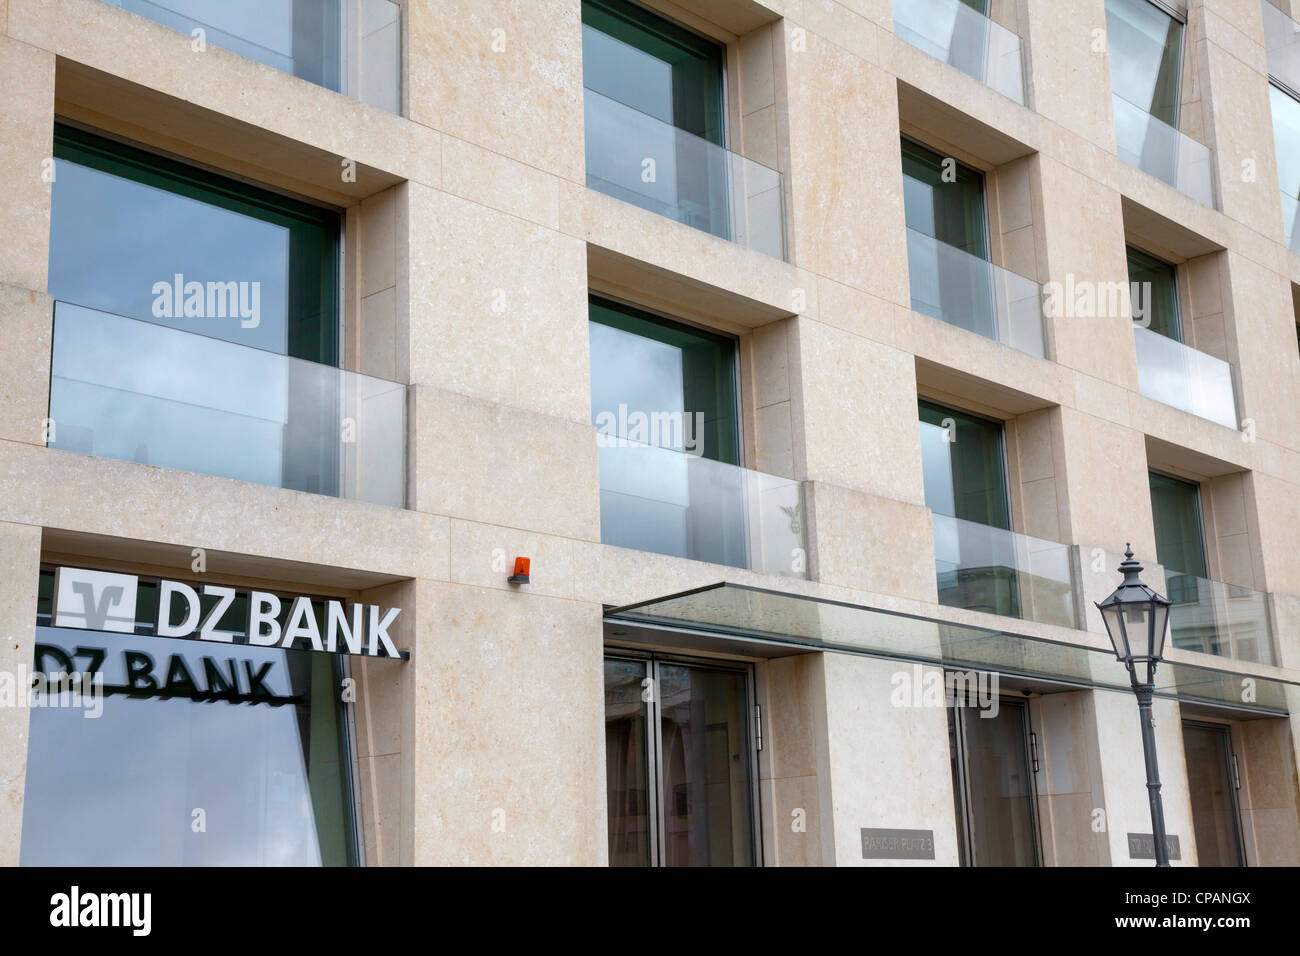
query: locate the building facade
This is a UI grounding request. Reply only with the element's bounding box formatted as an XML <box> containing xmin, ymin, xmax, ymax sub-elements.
<box><xmin>1</xmin><ymin>0</ymin><xmax>1299</xmax><ymax>866</ymax></box>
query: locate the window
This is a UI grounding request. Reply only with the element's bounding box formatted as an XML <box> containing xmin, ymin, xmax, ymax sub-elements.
<box><xmin>920</xmin><ymin>401</ymin><xmax>1020</xmax><ymax>618</ymax></box>
<box><xmin>1105</xmin><ymin>0</ymin><xmax>1183</xmax><ymax>126</ymax></box>
<box><xmin>46</xmin><ymin>126</ymin><xmax>360</xmax><ymax>498</ymax></box>
<box><xmin>1149</xmin><ymin>471</ymin><xmax>1208</xmax><ymax>578</ymax></box>
<box><xmin>581</xmin><ymin>0</ymin><xmax>725</xmax><ymax>146</ymax></box>
<box><xmin>902</xmin><ymin>138</ymin><xmax>1005</xmax><ymax>340</ymax></box>
<box><xmin>919</xmin><ymin>401</ymin><xmax>1010</xmax><ymax>530</ymax></box>
<box><xmin>50</xmin><ymin>124</ymin><xmax>339</xmax><ymax>364</ymax></box>
<box><xmin>22</xmin><ymin>569</ymin><xmax>357</xmax><ymax>866</ymax></box>
<box><xmin>1127</xmin><ymin>245</ymin><xmax>1182</xmax><ymax>341</ymax></box>
<box><xmin>902</xmin><ymin>138</ymin><xmax>988</xmax><ymax>261</ymax></box>
<box><xmin>604</xmin><ymin>654</ymin><xmax>758</xmax><ymax>867</ymax></box>
<box><xmin>581</xmin><ymin>0</ymin><xmax>734</xmax><ymax>240</ymax></box>
<box><xmin>589</xmin><ymin>295</ymin><xmax>749</xmax><ymax>567</ymax></box>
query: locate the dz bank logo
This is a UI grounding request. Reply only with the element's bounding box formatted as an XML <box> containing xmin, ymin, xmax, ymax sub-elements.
<box><xmin>52</xmin><ymin>567</ymin><xmax>138</xmax><ymax>633</ymax></box>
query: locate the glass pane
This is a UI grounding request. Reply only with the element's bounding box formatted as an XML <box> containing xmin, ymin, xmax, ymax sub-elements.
<box><xmin>20</xmin><ymin>624</ymin><xmax>354</xmax><ymax>865</ymax></box>
<box><xmin>106</xmin><ymin>0</ymin><xmax>339</xmax><ymax>90</ymax></box>
<box><xmin>1181</xmin><ymin>722</ymin><xmax>1244</xmax><ymax>866</ymax></box>
<box><xmin>901</xmin><ymin>138</ymin><xmax>988</xmax><ymax>258</ymax></box>
<box><xmin>581</xmin><ymin>0</ymin><xmax>724</xmax><ymax>144</ymax></box>
<box><xmin>49</xmin><ymin>304</ymin><xmax>407</xmax><ymax>507</ymax></box>
<box><xmin>1127</xmin><ymin>245</ymin><xmax>1181</xmax><ymax>341</ymax></box>
<box><xmin>891</xmin><ymin>0</ymin><xmax>1025</xmax><ymax>104</ymax></box>
<box><xmin>952</xmin><ymin>697</ymin><xmax>1037</xmax><ymax>866</ymax></box>
<box><xmin>1149</xmin><ymin>471</ymin><xmax>1209</xmax><ymax>578</ymax></box>
<box><xmin>657</xmin><ymin>664</ymin><xmax>754</xmax><ymax>866</ymax></box>
<box><xmin>49</xmin><ymin>125</ymin><xmax>339</xmax><ymax>365</ymax></box>
<box><xmin>919</xmin><ymin>400</ymin><xmax>1010</xmax><ymax>530</ymax></box>
<box><xmin>589</xmin><ymin>296</ymin><xmax>738</xmax><ymax>465</ymax></box>
<box><xmin>1105</xmin><ymin>0</ymin><xmax>1183</xmax><ymax>125</ymax></box>
<box><xmin>604</xmin><ymin>659</ymin><xmax>652</xmax><ymax>867</ymax></box>
<box><xmin>1132</xmin><ymin>325</ymin><xmax>1237</xmax><ymax>427</ymax></box>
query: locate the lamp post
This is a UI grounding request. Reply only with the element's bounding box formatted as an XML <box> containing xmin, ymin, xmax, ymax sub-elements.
<box><xmin>1095</xmin><ymin>545</ymin><xmax>1174</xmax><ymax>867</ymax></box>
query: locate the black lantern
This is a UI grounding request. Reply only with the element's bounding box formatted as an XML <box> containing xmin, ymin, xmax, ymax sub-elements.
<box><xmin>1096</xmin><ymin>546</ymin><xmax>1172</xmax><ymax>668</ymax></box>
<box><xmin>1095</xmin><ymin>545</ymin><xmax>1174</xmax><ymax>867</ymax></box>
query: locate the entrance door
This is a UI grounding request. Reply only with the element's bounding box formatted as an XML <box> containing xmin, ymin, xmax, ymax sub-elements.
<box><xmin>603</xmin><ymin>654</ymin><xmax>758</xmax><ymax>867</ymax></box>
<box><xmin>948</xmin><ymin>695</ymin><xmax>1041</xmax><ymax>866</ymax></box>
<box><xmin>1182</xmin><ymin>721</ymin><xmax>1246</xmax><ymax>866</ymax></box>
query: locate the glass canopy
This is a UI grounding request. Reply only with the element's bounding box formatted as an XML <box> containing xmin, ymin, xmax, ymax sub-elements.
<box><xmin>605</xmin><ymin>583</ymin><xmax>1296</xmax><ymax>715</ymax></box>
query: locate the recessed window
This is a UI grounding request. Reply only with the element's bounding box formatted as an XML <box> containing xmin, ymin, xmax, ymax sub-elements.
<box><xmin>1126</xmin><ymin>245</ymin><xmax>1181</xmax><ymax>342</ymax></box>
<box><xmin>1105</xmin><ymin>0</ymin><xmax>1183</xmax><ymax>125</ymax></box>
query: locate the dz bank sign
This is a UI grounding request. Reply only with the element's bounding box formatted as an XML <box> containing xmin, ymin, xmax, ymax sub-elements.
<box><xmin>50</xmin><ymin>566</ymin><xmax>407</xmax><ymax>661</ymax></box>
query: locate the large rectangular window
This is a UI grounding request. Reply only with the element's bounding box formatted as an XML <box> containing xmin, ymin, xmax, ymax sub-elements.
<box><xmin>920</xmin><ymin>400</ymin><xmax>1021</xmax><ymax>618</ymax></box>
<box><xmin>604</xmin><ymin>654</ymin><xmax>757</xmax><ymax>867</ymax></box>
<box><xmin>22</xmin><ymin>569</ymin><xmax>358</xmax><ymax>866</ymax></box>
<box><xmin>50</xmin><ymin>124</ymin><xmax>339</xmax><ymax>364</ymax></box>
<box><xmin>42</xmin><ymin>126</ymin><xmax>409</xmax><ymax>505</ymax></box>
<box><xmin>1149</xmin><ymin>471</ymin><xmax>1208</xmax><ymax>578</ymax></box>
<box><xmin>1105</xmin><ymin>0</ymin><xmax>1183</xmax><ymax>126</ymax></box>
<box><xmin>581</xmin><ymin>0</ymin><xmax>740</xmax><ymax>244</ymax></box>
<box><xmin>1127</xmin><ymin>245</ymin><xmax>1182</xmax><ymax>342</ymax></box>
<box><xmin>590</xmin><ymin>296</ymin><xmax>754</xmax><ymax>567</ymax></box>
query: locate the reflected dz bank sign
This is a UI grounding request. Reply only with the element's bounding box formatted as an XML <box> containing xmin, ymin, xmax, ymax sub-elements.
<box><xmin>51</xmin><ymin>566</ymin><xmax>407</xmax><ymax>660</ymax></box>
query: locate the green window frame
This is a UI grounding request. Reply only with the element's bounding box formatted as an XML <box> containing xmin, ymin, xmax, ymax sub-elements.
<box><xmin>1126</xmin><ymin>245</ymin><xmax>1182</xmax><ymax>342</ymax></box>
<box><xmin>1149</xmin><ymin>471</ymin><xmax>1209</xmax><ymax>579</ymax></box>
<box><xmin>50</xmin><ymin>123</ymin><xmax>340</xmax><ymax>366</ymax></box>
<box><xmin>581</xmin><ymin>0</ymin><xmax>726</xmax><ymax>146</ymax></box>
<box><xmin>588</xmin><ymin>295</ymin><xmax>740</xmax><ymax>465</ymax></box>
<box><xmin>901</xmin><ymin>137</ymin><xmax>989</xmax><ymax>259</ymax></box>
<box><xmin>919</xmin><ymin>401</ymin><xmax>1011</xmax><ymax>530</ymax></box>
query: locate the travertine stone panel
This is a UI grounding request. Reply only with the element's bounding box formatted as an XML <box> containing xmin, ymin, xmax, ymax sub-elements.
<box><xmin>1057</xmin><ymin>409</ymin><xmax>1155</xmax><ymax>556</ymax></box>
<box><xmin>411</xmin><ymin>583</ymin><xmax>604</xmax><ymax>865</ymax></box>
<box><xmin>758</xmin><ymin>653</ymin><xmax>832</xmax><ymax>866</ymax></box>
<box><xmin>1199</xmin><ymin>0</ymin><xmax>1280</xmax><ymax>234</ymax></box>
<box><xmin>0</xmin><ymin>441</ymin><xmax>445</xmax><ymax>581</ymax></box>
<box><xmin>1222</xmin><ymin>253</ymin><xmax>1300</xmax><ymax>452</ymax></box>
<box><xmin>1252</xmin><ymin>472</ymin><xmax>1300</xmax><ymax>595</ymax></box>
<box><xmin>0</xmin><ymin>32</ymin><xmax>52</xmax><ymax>292</ymax></box>
<box><xmin>821</xmin><ymin>655</ymin><xmax>960</xmax><ymax>865</ymax></box>
<box><xmin>1023</xmin><ymin>0</ymin><xmax>1115</xmax><ymax>147</ymax></box>
<box><xmin>784</xmin><ymin>26</ymin><xmax>909</xmax><ymax>302</ymax></box>
<box><xmin>409</xmin><ymin>387</ymin><xmax>600</xmax><ymax>541</ymax></box>
<box><xmin>406</xmin><ymin>0</ymin><xmax>584</xmax><ymax>183</ymax></box>
<box><xmin>407</xmin><ymin>184</ymin><xmax>590</xmax><ymax>424</ymax></box>
<box><xmin>807</xmin><ymin>482</ymin><xmax>938</xmax><ymax>602</ymax></box>
<box><xmin>1037</xmin><ymin>156</ymin><xmax>1137</xmax><ymax>387</ymax></box>
<box><xmin>0</xmin><ymin>286</ymin><xmax>51</xmax><ymax>448</ymax></box>
<box><xmin>1092</xmin><ymin>690</ymin><xmax>1198</xmax><ymax>866</ymax></box>
<box><xmin>0</xmin><ymin>521</ymin><xmax>40</xmax><ymax>866</ymax></box>
<box><xmin>791</xmin><ymin>317</ymin><xmax>925</xmax><ymax>502</ymax></box>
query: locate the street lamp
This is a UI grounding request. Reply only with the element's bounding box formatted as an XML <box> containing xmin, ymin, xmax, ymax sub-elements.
<box><xmin>1096</xmin><ymin>545</ymin><xmax>1174</xmax><ymax>867</ymax></box>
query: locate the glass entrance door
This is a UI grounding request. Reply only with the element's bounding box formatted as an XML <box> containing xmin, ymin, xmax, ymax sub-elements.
<box><xmin>948</xmin><ymin>694</ymin><xmax>1041</xmax><ymax>866</ymax></box>
<box><xmin>1182</xmin><ymin>720</ymin><xmax>1246</xmax><ymax>866</ymax></box>
<box><xmin>603</xmin><ymin>654</ymin><xmax>757</xmax><ymax>866</ymax></box>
